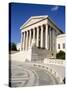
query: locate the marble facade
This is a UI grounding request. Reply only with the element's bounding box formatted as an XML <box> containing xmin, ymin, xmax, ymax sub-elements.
<box><xmin>20</xmin><ymin>16</ymin><xmax>63</xmax><ymax>54</ymax></box>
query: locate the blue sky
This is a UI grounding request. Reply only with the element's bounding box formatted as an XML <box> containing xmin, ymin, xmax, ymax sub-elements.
<box><xmin>10</xmin><ymin>3</ymin><xmax>65</xmax><ymax>44</ymax></box>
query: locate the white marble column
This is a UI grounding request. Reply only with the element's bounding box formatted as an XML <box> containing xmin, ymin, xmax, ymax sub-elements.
<box><xmin>51</xmin><ymin>29</ymin><xmax>52</xmax><ymax>51</ymax></box>
<box><xmin>33</xmin><ymin>28</ymin><xmax>35</xmax><ymax>40</ymax></box>
<box><xmin>51</xmin><ymin>28</ymin><xmax>54</xmax><ymax>51</ymax></box>
<box><xmin>52</xmin><ymin>29</ymin><xmax>55</xmax><ymax>51</ymax></box>
<box><xmin>22</xmin><ymin>32</ymin><xmax>24</xmax><ymax>50</ymax></box>
<box><xmin>36</xmin><ymin>27</ymin><xmax>39</xmax><ymax>47</ymax></box>
<box><xmin>45</xmin><ymin>24</ymin><xmax>48</xmax><ymax>49</ymax></box>
<box><xmin>29</xmin><ymin>30</ymin><xmax>31</xmax><ymax>48</ymax></box>
<box><xmin>23</xmin><ymin>32</ymin><xmax>25</xmax><ymax>50</ymax></box>
<box><xmin>54</xmin><ymin>30</ymin><xmax>56</xmax><ymax>51</ymax></box>
<box><xmin>40</xmin><ymin>26</ymin><xmax>43</xmax><ymax>48</ymax></box>
<box><xmin>20</xmin><ymin>32</ymin><xmax>22</xmax><ymax>51</ymax></box>
<box><xmin>27</xmin><ymin>31</ymin><xmax>29</xmax><ymax>49</ymax></box>
<box><xmin>49</xmin><ymin>27</ymin><xmax>51</xmax><ymax>51</ymax></box>
<box><xmin>26</xmin><ymin>31</ymin><xmax>28</xmax><ymax>50</ymax></box>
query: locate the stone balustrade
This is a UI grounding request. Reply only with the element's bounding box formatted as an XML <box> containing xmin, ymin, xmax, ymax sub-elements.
<box><xmin>44</xmin><ymin>58</ymin><xmax>65</xmax><ymax>66</ymax></box>
<box><xmin>31</xmin><ymin>63</ymin><xmax>64</xmax><ymax>84</ymax></box>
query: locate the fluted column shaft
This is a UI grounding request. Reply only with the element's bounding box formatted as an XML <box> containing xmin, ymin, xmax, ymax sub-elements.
<box><xmin>36</xmin><ymin>27</ymin><xmax>39</xmax><ymax>47</ymax></box>
<box><xmin>49</xmin><ymin>27</ymin><xmax>51</xmax><ymax>51</ymax></box>
<box><xmin>52</xmin><ymin>29</ymin><xmax>55</xmax><ymax>51</ymax></box>
<box><xmin>26</xmin><ymin>31</ymin><xmax>28</xmax><ymax>50</ymax></box>
<box><xmin>40</xmin><ymin>26</ymin><xmax>43</xmax><ymax>48</ymax></box>
<box><xmin>29</xmin><ymin>30</ymin><xmax>31</xmax><ymax>48</ymax></box>
<box><xmin>23</xmin><ymin>32</ymin><xmax>25</xmax><ymax>50</ymax></box>
<box><xmin>20</xmin><ymin>32</ymin><xmax>22</xmax><ymax>51</ymax></box>
<box><xmin>45</xmin><ymin>24</ymin><xmax>48</xmax><ymax>49</ymax></box>
<box><xmin>33</xmin><ymin>28</ymin><xmax>35</xmax><ymax>40</ymax></box>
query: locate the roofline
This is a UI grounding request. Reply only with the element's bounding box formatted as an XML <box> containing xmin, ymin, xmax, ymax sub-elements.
<box><xmin>47</xmin><ymin>17</ymin><xmax>63</xmax><ymax>33</ymax></box>
<box><xmin>20</xmin><ymin>15</ymin><xmax>63</xmax><ymax>33</ymax></box>
<box><xmin>20</xmin><ymin>15</ymin><xmax>48</xmax><ymax>29</ymax></box>
<box><xmin>20</xmin><ymin>17</ymin><xmax>48</xmax><ymax>30</ymax></box>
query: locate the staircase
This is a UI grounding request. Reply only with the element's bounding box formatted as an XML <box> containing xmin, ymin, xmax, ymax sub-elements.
<box><xmin>31</xmin><ymin>46</ymin><xmax>55</xmax><ymax>62</ymax></box>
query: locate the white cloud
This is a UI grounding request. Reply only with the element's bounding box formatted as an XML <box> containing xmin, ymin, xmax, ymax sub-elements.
<box><xmin>51</xmin><ymin>6</ymin><xmax>59</xmax><ymax>11</ymax></box>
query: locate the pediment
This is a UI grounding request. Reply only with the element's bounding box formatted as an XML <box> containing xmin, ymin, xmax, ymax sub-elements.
<box><xmin>20</xmin><ymin>15</ymin><xmax>48</xmax><ymax>29</ymax></box>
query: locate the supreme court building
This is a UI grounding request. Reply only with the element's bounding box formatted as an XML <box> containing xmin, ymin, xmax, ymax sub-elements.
<box><xmin>20</xmin><ymin>15</ymin><xmax>63</xmax><ymax>59</ymax></box>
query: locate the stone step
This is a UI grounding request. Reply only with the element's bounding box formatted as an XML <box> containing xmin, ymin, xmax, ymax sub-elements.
<box><xmin>31</xmin><ymin>46</ymin><xmax>53</xmax><ymax>62</ymax></box>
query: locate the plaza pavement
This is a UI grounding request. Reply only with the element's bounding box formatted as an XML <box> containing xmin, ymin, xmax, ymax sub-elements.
<box><xmin>10</xmin><ymin>60</ymin><xmax>62</xmax><ymax>87</ymax></box>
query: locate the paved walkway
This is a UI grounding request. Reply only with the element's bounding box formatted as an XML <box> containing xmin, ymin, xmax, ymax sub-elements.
<box><xmin>43</xmin><ymin>64</ymin><xmax>65</xmax><ymax>79</ymax></box>
<box><xmin>10</xmin><ymin>61</ymin><xmax>60</xmax><ymax>87</ymax></box>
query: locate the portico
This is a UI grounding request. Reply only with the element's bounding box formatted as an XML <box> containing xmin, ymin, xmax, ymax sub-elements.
<box><xmin>20</xmin><ymin>16</ymin><xmax>63</xmax><ymax>55</ymax></box>
<box><xmin>21</xmin><ymin>25</ymin><xmax>56</xmax><ymax>51</ymax></box>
